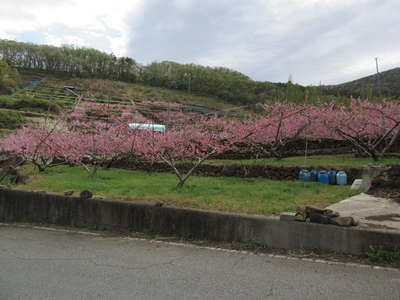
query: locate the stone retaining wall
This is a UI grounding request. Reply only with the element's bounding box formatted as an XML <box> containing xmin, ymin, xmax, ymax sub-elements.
<box><xmin>109</xmin><ymin>160</ymin><xmax>363</xmax><ymax>183</ymax></box>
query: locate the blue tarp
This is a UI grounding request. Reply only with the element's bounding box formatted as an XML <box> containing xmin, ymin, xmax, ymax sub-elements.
<box><xmin>129</xmin><ymin>123</ymin><xmax>166</xmax><ymax>132</ymax></box>
<box><xmin>28</xmin><ymin>78</ymin><xmax>45</xmax><ymax>87</ymax></box>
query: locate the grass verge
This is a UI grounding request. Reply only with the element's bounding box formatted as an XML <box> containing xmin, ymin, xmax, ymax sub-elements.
<box><xmin>18</xmin><ymin>165</ymin><xmax>358</xmax><ymax>215</ymax></box>
<box><xmin>364</xmin><ymin>246</ymin><xmax>400</xmax><ymax>264</ymax></box>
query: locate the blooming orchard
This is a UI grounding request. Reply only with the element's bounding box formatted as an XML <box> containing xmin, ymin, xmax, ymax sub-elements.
<box><xmin>308</xmin><ymin>99</ymin><xmax>400</xmax><ymax>160</ymax></box>
<box><xmin>1</xmin><ymin>99</ymin><xmax>400</xmax><ymax>186</ymax></box>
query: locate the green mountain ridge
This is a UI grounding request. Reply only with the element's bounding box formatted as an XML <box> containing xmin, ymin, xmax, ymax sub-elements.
<box><xmin>322</xmin><ymin>67</ymin><xmax>400</xmax><ymax>99</ymax></box>
<box><xmin>1</xmin><ymin>39</ymin><xmax>399</xmax><ymax>103</ymax></box>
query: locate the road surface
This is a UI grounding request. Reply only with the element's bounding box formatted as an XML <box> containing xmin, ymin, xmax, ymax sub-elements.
<box><xmin>0</xmin><ymin>224</ymin><xmax>399</xmax><ymax>300</ymax></box>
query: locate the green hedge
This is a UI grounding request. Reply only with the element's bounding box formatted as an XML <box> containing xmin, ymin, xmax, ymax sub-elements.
<box><xmin>0</xmin><ymin>60</ymin><xmax>20</xmax><ymax>95</ymax></box>
<box><xmin>0</xmin><ymin>95</ymin><xmax>61</xmax><ymax>113</ymax></box>
<box><xmin>0</xmin><ymin>110</ymin><xmax>24</xmax><ymax>129</ymax></box>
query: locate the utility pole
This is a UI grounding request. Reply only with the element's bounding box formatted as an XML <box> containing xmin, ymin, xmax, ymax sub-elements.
<box><xmin>375</xmin><ymin>57</ymin><xmax>382</xmax><ymax>98</ymax></box>
<box><xmin>184</xmin><ymin>72</ymin><xmax>191</xmax><ymax>94</ymax></box>
<box><xmin>187</xmin><ymin>73</ymin><xmax>191</xmax><ymax>94</ymax></box>
<box><xmin>286</xmin><ymin>74</ymin><xmax>292</xmax><ymax>101</ymax></box>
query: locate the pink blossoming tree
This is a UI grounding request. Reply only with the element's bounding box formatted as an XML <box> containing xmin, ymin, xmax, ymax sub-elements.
<box><xmin>316</xmin><ymin>99</ymin><xmax>400</xmax><ymax>161</ymax></box>
<box><xmin>247</xmin><ymin>103</ymin><xmax>309</xmax><ymax>160</ymax></box>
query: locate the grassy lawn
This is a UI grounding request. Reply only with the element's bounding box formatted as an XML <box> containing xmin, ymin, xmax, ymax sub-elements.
<box><xmin>18</xmin><ymin>165</ymin><xmax>358</xmax><ymax>215</ymax></box>
<box><xmin>208</xmin><ymin>154</ymin><xmax>400</xmax><ymax>168</ymax></box>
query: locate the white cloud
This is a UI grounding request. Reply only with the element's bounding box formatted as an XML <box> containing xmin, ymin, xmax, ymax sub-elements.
<box><xmin>43</xmin><ymin>34</ymin><xmax>88</xmax><ymax>48</ymax></box>
<box><xmin>1</xmin><ymin>0</ymin><xmax>399</xmax><ymax>85</ymax></box>
<box><xmin>0</xmin><ymin>0</ymin><xmax>144</xmax><ymax>56</ymax></box>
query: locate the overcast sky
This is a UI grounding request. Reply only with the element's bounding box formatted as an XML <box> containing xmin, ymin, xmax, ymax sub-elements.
<box><xmin>1</xmin><ymin>0</ymin><xmax>399</xmax><ymax>85</ymax></box>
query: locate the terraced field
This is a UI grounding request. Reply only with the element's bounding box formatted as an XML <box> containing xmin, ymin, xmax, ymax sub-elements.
<box><xmin>24</xmin><ymin>84</ymin><xmax>80</xmax><ymax>106</ymax></box>
<box><xmin>0</xmin><ymin>72</ymin><xmax>249</xmax><ymax>138</ymax></box>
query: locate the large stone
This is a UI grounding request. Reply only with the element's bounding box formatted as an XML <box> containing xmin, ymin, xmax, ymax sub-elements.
<box><xmin>295</xmin><ymin>205</ymin><xmax>344</xmax><ymax>225</ymax></box>
<box><xmin>80</xmin><ymin>190</ymin><xmax>93</xmax><ymax>200</ymax></box>
<box><xmin>330</xmin><ymin>216</ymin><xmax>357</xmax><ymax>227</ymax></box>
<box><xmin>361</xmin><ymin>165</ymin><xmax>389</xmax><ymax>192</ymax></box>
<box><xmin>64</xmin><ymin>190</ymin><xmax>74</xmax><ymax>196</ymax></box>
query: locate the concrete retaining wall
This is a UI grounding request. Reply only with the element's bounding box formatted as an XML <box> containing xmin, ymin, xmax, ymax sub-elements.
<box><xmin>1</xmin><ymin>188</ymin><xmax>399</xmax><ymax>255</ymax></box>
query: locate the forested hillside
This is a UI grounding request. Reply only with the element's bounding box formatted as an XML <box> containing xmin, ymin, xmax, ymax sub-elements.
<box><xmin>1</xmin><ymin>39</ymin><xmax>399</xmax><ymax>104</ymax></box>
<box><xmin>0</xmin><ymin>39</ymin><xmax>314</xmax><ymax>105</ymax></box>
<box><xmin>323</xmin><ymin>68</ymin><xmax>400</xmax><ymax>99</ymax></box>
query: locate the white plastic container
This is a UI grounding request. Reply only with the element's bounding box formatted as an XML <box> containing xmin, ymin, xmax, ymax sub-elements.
<box><xmin>351</xmin><ymin>179</ymin><xmax>363</xmax><ymax>190</ymax></box>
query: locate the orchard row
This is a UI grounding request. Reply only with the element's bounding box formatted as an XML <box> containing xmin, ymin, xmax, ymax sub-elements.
<box><xmin>2</xmin><ymin>99</ymin><xmax>399</xmax><ymax>187</ymax></box>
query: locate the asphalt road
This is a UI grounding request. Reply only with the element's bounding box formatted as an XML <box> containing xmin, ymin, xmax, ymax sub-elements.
<box><xmin>1</xmin><ymin>225</ymin><xmax>399</xmax><ymax>300</ymax></box>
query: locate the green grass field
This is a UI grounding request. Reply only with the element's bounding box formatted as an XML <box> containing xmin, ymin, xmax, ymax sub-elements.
<box><xmin>18</xmin><ymin>165</ymin><xmax>358</xmax><ymax>215</ymax></box>
<box><xmin>48</xmin><ymin>77</ymin><xmax>238</xmax><ymax>110</ymax></box>
<box><xmin>208</xmin><ymin>154</ymin><xmax>400</xmax><ymax>168</ymax></box>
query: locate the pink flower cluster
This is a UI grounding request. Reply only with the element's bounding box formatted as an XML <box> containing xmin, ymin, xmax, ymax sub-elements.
<box><xmin>2</xmin><ymin>100</ymin><xmax>400</xmax><ymax>167</ymax></box>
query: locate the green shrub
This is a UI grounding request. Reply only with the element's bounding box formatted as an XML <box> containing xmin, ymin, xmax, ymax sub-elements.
<box><xmin>12</xmin><ymin>98</ymin><xmax>61</xmax><ymax>113</ymax></box>
<box><xmin>0</xmin><ymin>96</ymin><xmax>13</xmax><ymax>107</ymax></box>
<box><xmin>0</xmin><ymin>128</ymin><xmax>14</xmax><ymax>137</ymax></box>
<box><xmin>0</xmin><ymin>110</ymin><xmax>25</xmax><ymax>129</ymax></box>
<box><xmin>364</xmin><ymin>245</ymin><xmax>400</xmax><ymax>263</ymax></box>
<box><xmin>0</xmin><ymin>95</ymin><xmax>61</xmax><ymax>113</ymax></box>
<box><xmin>0</xmin><ymin>60</ymin><xmax>20</xmax><ymax>95</ymax></box>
